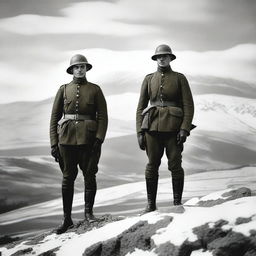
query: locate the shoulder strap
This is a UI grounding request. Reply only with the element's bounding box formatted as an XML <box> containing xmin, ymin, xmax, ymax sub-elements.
<box><xmin>147</xmin><ymin>73</ymin><xmax>154</xmax><ymax>98</ymax></box>
<box><xmin>63</xmin><ymin>84</ymin><xmax>67</xmax><ymax>100</ymax></box>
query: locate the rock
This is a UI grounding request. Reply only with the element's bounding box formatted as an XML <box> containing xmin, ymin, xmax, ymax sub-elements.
<box><xmin>208</xmin><ymin>232</ymin><xmax>252</xmax><ymax>256</ymax></box>
<box><xmin>190</xmin><ymin>187</ymin><xmax>252</xmax><ymax>207</ymax></box>
<box><xmin>83</xmin><ymin>217</ymin><xmax>173</xmax><ymax>256</ymax></box>
<box><xmin>10</xmin><ymin>247</ymin><xmax>33</xmax><ymax>256</ymax></box>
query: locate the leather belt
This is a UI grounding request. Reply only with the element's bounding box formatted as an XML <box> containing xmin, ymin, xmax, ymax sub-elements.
<box><xmin>64</xmin><ymin>114</ymin><xmax>94</xmax><ymax>120</ymax></box>
<box><xmin>150</xmin><ymin>100</ymin><xmax>178</xmax><ymax>107</ymax></box>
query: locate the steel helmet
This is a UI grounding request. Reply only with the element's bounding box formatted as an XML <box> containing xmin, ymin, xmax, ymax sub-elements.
<box><xmin>66</xmin><ymin>54</ymin><xmax>92</xmax><ymax>74</ymax></box>
<box><xmin>151</xmin><ymin>44</ymin><xmax>176</xmax><ymax>61</ymax></box>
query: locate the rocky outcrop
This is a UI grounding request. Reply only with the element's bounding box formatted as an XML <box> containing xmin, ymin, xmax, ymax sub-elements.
<box><xmin>185</xmin><ymin>187</ymin><xmax>252</xmax><ymax>207</ymax></box>
<box><xmin>1</xmin><ymin>187</ymin><xmax>255</xmax><ymax>256</ymax></box>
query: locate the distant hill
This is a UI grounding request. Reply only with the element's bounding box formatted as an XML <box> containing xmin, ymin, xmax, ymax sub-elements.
<box><xmin>0</xmin><ymin>77</ymin><xmax>256</xmax><ymax>217</ymax></box>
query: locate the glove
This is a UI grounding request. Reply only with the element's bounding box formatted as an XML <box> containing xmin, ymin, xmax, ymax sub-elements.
<box><xmin>92</xmin><ymin>138</ymin><xmax>103</xmax><ymax>153</ymax></box>
<box><xmin>177</xmin><ymin>130</ymin><xmax>189</xmax><ymax>145</ymax></box>
<box><xmin>137</xmin><ymin>132</ymin><xmax>146</xmax><ymax>151</ymax></box>
<box><xmin>51</xmin><ymin>145</ymin><xmax>61</xmax><ymax>162</ymax></box>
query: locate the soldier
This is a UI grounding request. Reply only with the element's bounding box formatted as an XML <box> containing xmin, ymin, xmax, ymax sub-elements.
<box><xmin>136</xmin><ymin>44</ymin><xmax>194</xmax><ymax>213</ymax></box>
<box><xmin>50</xmin><ymin>54</ymin><xmax>108</xmax><ymax>234</ymax></box>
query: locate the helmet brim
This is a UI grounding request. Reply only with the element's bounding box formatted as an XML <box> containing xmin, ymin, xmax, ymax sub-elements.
<box><xmin>66</xmin><ymin>62</ymin><xmax>92</xmax><ymax>74</ymax></box>
<box><xmin>151</xmin><ymin>53</ymin><xmax>176</xmax><ymax>61</ymax></box>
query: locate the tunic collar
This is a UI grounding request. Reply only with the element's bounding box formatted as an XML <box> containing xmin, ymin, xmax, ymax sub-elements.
<box><xmin>72</xmin><ymin>77</ymin><xmax>87</xmax><ymax>85</ymax></box>
<box><xmin>157</xmin><ymin>65</ymin><xmax>172</xmax><ymax>73</ymax></box>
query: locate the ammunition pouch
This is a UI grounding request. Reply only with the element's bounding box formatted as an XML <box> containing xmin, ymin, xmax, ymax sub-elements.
<box><xmin>141</xmin><ymin>106</ymin><xmax>156</xmax><ymax>131</ymax></box>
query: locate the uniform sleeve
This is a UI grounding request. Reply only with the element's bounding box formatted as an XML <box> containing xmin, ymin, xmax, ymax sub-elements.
<box><xmin>49</xmin><ymin>87</ymin><xmax>64</xmax><ymax>147</ymax></box>
<box><xmin>95</xmin><ymin>87</ymin><xmax>108</xmax><ymax>142</ymax></box>
<box><xmin>136</xmin><ymin>75</ymin><xmax>150</xmax><ymax>133</ymax></box>
<box><xmin>179</xmin><ymin>74</ymin><xmax>194</xmax><ymax>132</ymax></box>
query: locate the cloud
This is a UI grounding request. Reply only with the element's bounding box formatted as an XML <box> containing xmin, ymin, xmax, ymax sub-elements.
<box><xmin>0</xmin><ymin>1</ymin><xmax>157</xmax><ymax>36</ymax></box>
<box><xmin>0</xmin><ymin>44</ymin><xmax>255</xmax><ymax>103</ymax></box>
<box><xmin>0</xmin><ymin>0</ymin><xmax>255</xmax><ymax>51</ymax></box>
<box><xmin>175</xmin><ymin>44</ymin><xmax>256</xmax><ymax>81</ymax></box>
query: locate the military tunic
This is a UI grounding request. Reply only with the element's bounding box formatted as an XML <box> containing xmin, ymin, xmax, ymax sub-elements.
<box><xmin>50</xmin><ymin>79</ymin><xmax>108</xmax><ymax>146</ymax></box>
<box><xmin>136</xmin><ymin>68</ymin><xmax>194</xmax><ymax>133</ymax></box>
<box><xmin>136</xmin><ymin>67</ymin><xmax>194</xmax><ymax>179</ymax></box>
<box><xmin>50</xmin><ymin>78</ymin><xmax>108</xmax><ymax>185</ymax></box>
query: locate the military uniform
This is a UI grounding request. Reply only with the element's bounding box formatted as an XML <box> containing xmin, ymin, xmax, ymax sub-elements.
<box><xmin>136</xmin><ymin>45</ymin><xmax>194</xmax><ymax>210</ymax></box>
<box><xmin>50</xmin><ymin>54</ymin><xmax>108</xmax><ymax>233</ymax></box>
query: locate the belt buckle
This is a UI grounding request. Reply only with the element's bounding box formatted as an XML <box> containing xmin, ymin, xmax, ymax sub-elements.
<box><xmin>75</xmin><ymin>114</ymin><xmax>79</xmax><ymax>120</ymax></box>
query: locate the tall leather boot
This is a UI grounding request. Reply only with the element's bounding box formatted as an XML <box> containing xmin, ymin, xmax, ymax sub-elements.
<box><xmin>84</xmin><ymin>177</ymin><xmax>97</xmax><ymax>222</ymax></box>
<box><xmin>84</xmin><ymin>189</ymin><xmax>97</xmax><ymax>222</ymax></box>
<box><xmin>56</xmin><ymin>180</ymin><xmax>74</xmax><ymax>234</ymax></box>
<box><xmin>172</xmin><ymin>176</ymin><xmax>184</xmax><ymax>205</ymax></box>
<box><xmin>142</xmin><ymin>178</ymin><xmax>158</xmax><ymax>214</ymax></box>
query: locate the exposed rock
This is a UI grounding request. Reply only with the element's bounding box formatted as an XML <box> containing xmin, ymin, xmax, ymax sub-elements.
<box><xmin>83</xmin><ymin>214</ymin><xmax>256</xmax><ymax>256</ymax></box>
<box><xmin>193</xmin><ymin>220</ymin><xmax>229</xmax><ymax>248</ymax></box>
<box><xmin>0</xmin><ymin>235</ymin><xmax>20</xmax><ymax>246</ymax></box>
<box><xmin>10</xmin><ymin>247</ymin><xmax>33</xmax><ymax>256</ymax></box>
<box><xmin>73</xmin><ymin>214</ymin><xmax>123</xmax><ymax>235</ymax></box>
<box><xmin>222</xmin><ymin>187</ymin><xmax>251</xmax><ymax>199</ymax></box>
<box><xmin>1</xmin><ymin>188</ymin><xmax>256</xmax><ymax>256</ymax></box>
<box><xmin>196</xmin><ymin>187</ymin><xmax>252</xmax><ymax>207</ymax></box>
<box><xmin>37</xmin><ymin>248</ymin><xmax>59</xmax><ymax>256</ymax></box>
<box><xmin>83</xmin><ymin>217</ymin><xmax>173</xmax><ymax>256</ymax></box>
<box><xmin>235</xmin><ymin>217</ymin><xmax>252</xmax><ymax>225</ymax></box>
<box><xmin>208</xmin><ymin>232</ymin><xmax>254</xmax><ymax>256</ymax></box>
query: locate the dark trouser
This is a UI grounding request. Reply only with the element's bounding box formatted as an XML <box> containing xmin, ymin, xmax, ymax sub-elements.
<box><xmin>145</xmin><ymin>131</ymin><xmax>184</xmax><ymax>205</ymax></box>
<box><xmin>145</xmin><ymin>131</ymin><xmax>184</xmax><ymax>179</ymax></box>
<box><xmin>59</xmin><ymin>144</ymin><xmax>101</xmax><ymax>218</ymax></box>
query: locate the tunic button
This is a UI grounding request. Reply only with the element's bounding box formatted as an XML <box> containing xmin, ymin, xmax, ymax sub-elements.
<box><xmin>76</xmin><ymin>94</ymin><xmax>79</xmax><ymax>97</ymax></box>
<box><xmin>75</xmin><ymin>121</ymin><xmax>78</xmax><ymax>124</ymax></box>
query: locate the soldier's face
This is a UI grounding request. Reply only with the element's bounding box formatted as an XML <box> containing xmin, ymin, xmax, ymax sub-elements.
<box><xmin>73</xmin><ymin>64</ymin><xmax>86</xmax><ymax>78</ymax></box>
<box><xmin>156</xmin><ymin>54</ymin><xmax>171</xmax><ymax>67</ymax></box>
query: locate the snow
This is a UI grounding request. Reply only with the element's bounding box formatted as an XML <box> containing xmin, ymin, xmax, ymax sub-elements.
<box><xmin>105</xmin><ymin>92</ymin><xmax>256</xmax><ymax>136</ymax></box>
<box><xmin>228</xmin><ymin>219</ymin><xmax>256</xmax><ymax>236</ymax></box>
<box><xmin>184</xmin><ymin>197</ymin><xmax>200</xmax><ymax>206</ymax></box>
<box><xmin>57</xmin><ymin>217</ymin><xmax>141</xmax><ymax>256</ymax></box>
<box><xmin>191</xmin><ymin>250</ymin><xmax>213</xmax><ymax>256</ymax></box>
<box><xmin>152</xmin><ymin>196</ymin><xmax>256</xmax><ymax>246</ymax></box>
<box><xmin>195</xmin><ymin>188</ymin><xmax>233</xmax><ymax>201</ymax></box>
<box><xmin>1</xmin><ymin>189</ymin><xmax>256</xmax><ymax>256</ymax></box>
<box><xmin>2</xmin><ymin>233</ymin><xmax>78</xmax><ymax>256</ymax></box>
<box><xmin>126</xmin><ymin>249</ymin><xmax>157</xmax><ymax>256</ymax></box>
<box><xmin>1</xmin><ymin>166</ymin><xmax>255</xmax><ymax>226</ymax></box>
<box><xmin>139</xmin><ymin>211</ymin><xmax>165</xmax><ymax>225</ymax></box>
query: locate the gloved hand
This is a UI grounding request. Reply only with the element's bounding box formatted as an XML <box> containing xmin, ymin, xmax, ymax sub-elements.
<box><xmin>177</xmin><ymin>130</ymin><xmax>189</xmax><ymax>145</ymax></box>
<box><xmin>137</xmin><ymin>132</ymin><xmax>146</xmax><ymax>150</ymax></box>
<box><xmin>92</xmin><ymin>138</ymin><xmax>103</xmax><ymax>153</ymax></box>
<box><xmin>51</xmin><ymin>145</ymin><xmax>61</xmax><ymax>162</ymax></box>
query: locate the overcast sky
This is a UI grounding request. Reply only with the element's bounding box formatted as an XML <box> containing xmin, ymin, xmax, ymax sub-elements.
<box><xmin>0</xmin><ymin>0</ymin><xmax>255</xmax><ymax>103</ymax></box>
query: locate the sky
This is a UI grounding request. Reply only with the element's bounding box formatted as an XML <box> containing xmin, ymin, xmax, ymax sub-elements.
<box><xmin>0</xmin><ymin>0</ymin><xmax>256</xmax><ymax>103</ymax></box>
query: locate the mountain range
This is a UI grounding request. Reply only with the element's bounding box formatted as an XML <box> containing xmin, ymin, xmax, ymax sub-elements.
<box><xmin>0</xmin><ymin>75</ymin><xmax>255</xmax><ymax>238</ymax></box>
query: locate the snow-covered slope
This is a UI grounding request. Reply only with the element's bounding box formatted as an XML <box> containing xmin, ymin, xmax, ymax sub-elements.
<box><xmin>1</xmin><ymin>187</ymin><xmax>255</xmax><ymax>256</ymax></box>
<box><xmin>1</xmin><ymin>166</ymin><xmax>255</xmax><ymax>238</ymax></box>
